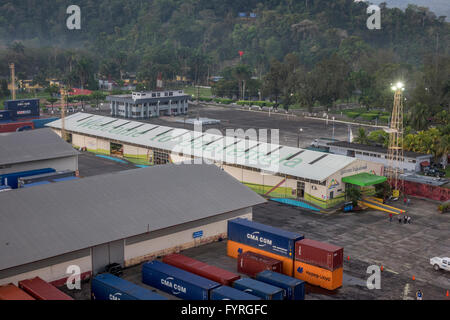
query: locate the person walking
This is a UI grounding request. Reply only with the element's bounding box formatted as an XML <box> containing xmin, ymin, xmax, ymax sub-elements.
<box><xmin>407</xmin><ymin>198</ymin><xmax>411</xmax><ymax>207</ymax></box>
<box><xmin>404</xmin><ymin>215</ymin><xmax>408</xmax><ymax>224</ymax></box>
<box><xmin>408</xmin><ymin>216</ymin><xmax>412</xmax><ymax>224</ymax></box>
<box><xmin>389</xmin><ymin>213</ymin><xmax>393</xmax><ymax>223</ymax></box>
<box><xmin>416</xmin><ymin>290</ymin><xmax>423</xmax><ymax>300</ymax></box>
<box><xmin>404</xmin><ymin>197</ymin><xmax>407</xmax><ymax>206</ymax></box>
<box><xmin>398</xmin><ymin>216</ymin><xmax>402</xmax><ymax>224</ymax></box>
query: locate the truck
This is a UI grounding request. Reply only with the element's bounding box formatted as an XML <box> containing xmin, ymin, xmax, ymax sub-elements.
<box><xmin>430</xmin><ymin>257</ymin><xmax>450</xmax><ymax>271</ymax></box>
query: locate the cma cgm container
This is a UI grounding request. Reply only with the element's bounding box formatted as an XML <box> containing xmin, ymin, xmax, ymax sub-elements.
<box><xmin>91</xmin><ymin>273</ymin><xmax>167</xmax><ymax>300</ymax></box>
<box><xmin>18</xmin><ymin>170</ymin><xmax>76</xmax><ymax>188</ymax></box>
<box><xmin>162</xmin><ymin>253</ymin><xmax>240</xmax><ymax>286</ymax></box>
<box><xmin>237</xmin><ymin>251</ymin><xmax>282</xmax><ymax>277</ymax></box>
<box><xmin>18</xmin><ymin>277</ymin><xmax>73</xmax><ymax>300</ymax></box>
<box><xmin>0</xmin><ymin>168</ymin><xmax>55</xmax><ymax>189</ymax></box>
<box><xmin>256</xmin><ymin>270</ymin><xmax>305</xmax><ymax>300</ymax></box>
<box><xmin>295</xmin><ymin>239</ymin><xmax>343</xmax><ymax>271</ymax></box>
<box><xmin>294</xmin><ymin>260</ymin><xmax>343</xmax><ymax>291</ymax></box>
<box><xmin>227</xmin><ymin>218</ymin><xmax>303</xmax><ymax>259</ymax></box>
<box><xmin>0</xmin><ymin>284</ymin><xmax>35</xmax><ymax>300</ymax></box>
<box><xmin>5</xmin><ymin>99</ymin><xmax>40</xmax><ymax>118</ymax></box>
<box><xmin>0</xmin><ymin>121</ymin><xmax>34</xmax><ymax>133</ymax></box>
<box><xmin>142</xmin><ymin>261</ymin><xmax>220</xmax><ymax>300</ymax></box>
<box><xmin>232</xmin><ymin>278</ymin><xmax>284</xmax><ymax>300</ymax></box>
<box><xmin>210</xmin><ymin>285</ymin><xmax>261</xmax><ymax>300</ymax></box>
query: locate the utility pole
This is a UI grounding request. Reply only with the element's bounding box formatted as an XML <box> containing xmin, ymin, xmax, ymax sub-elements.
<box><xmin>297</xmin><ymin>128</ymin><xmax>303</xmax><ymax>148</ymax></box>
<box><xmin>9</xmin><ymin>63</ymin><xmax>16</xmax><ymax>100</ymax></box>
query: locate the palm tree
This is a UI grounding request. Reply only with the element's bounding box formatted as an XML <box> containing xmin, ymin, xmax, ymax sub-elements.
<box><xmin>409</xmin><ymin>103</ymin><xmax>430</xmax><ymax>131</ymax></box>
<box><xmin>354</xmin><ymin>127</ymin><xmax>370</xmax><ymax>145</ymax></box>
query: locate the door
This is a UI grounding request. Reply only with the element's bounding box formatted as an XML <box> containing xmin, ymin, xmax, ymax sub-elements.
<box><xmin>92</xmin><ymin>240</ymin><xmax>124</xmax><ymax>275</ymax></box>
<box><xmin>330</xmin><ymin>191</ymin><xmax>334</xmax><ymax>199</ymax></box>
<box><xmin>296</xmin><ymin>181</ymin><xmax>305</xmax><ymax>199</ymax></box>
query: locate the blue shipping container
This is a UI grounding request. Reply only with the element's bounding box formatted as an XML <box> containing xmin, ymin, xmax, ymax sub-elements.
<box><xmin>227</xmin><ymin>218</ymin><xmax>304</xmax><ymax>258</ymax></box>
<box><xmin>52</xmin><ymin>176</ymin><xmax>79</xmax><ymax>182</ymax></box>
<box><xmin>0</xmin><ymin>168</ymin><xmax>55</xmax><ymax>189</ymax></box>
<box><xmin>0</xmin><ymin>110</ymin><xmax>13</xmax><ymax>121</ymax></box>
<box><xmin>256</xmin><ymin>270</ymin><xmax>305</xmax><ymax>300</ymax></box>
<box><xmin>210</xmin><ymin>285</ymin><xmax>262</xmax><ymax>300</ymax></box>
<box><xmin>142</xmin><ymin>261</ymin><xmax>220</xmax><ymax>300</ymax></box>
<box><xmin>232</xmin><ymin>278</ymin><xmax>284</xmax><ymax>300</ymax></box>
<box><xmin>22</xmin><ymin>181</ymin><xmax>52</xmax><ymax>188</ymax></box>
<box><xmin>5</xmin><ymin>99</ymin><xmax>40</xmax><ymax>118</ymax></box>
<box><xmin>32</xmin><ymin>118</ymin><xmax>59</xmax><ymax>129</ymax></box>
<box><xmin>92</xmin><ymin>273</ymin><xmax>167</xmax><ymax>300</ymax></box>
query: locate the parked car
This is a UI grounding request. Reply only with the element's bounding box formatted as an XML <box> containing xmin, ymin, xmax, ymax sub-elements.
<box><xmin>423</xmin><ymin>167</ymin><xmax>445</xmax><ymax>178</ymax></box>
<box><xmin>103</xmin><ymin>263</ymin><xmax>123</xmax><ymax>276</ymax></box>
<box><xmin>430</xmin><ymin>257</ymin><xmax>450</xmax><ymax>271</ymax></box>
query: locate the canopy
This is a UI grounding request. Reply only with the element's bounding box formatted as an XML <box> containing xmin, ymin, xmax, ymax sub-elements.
<box><xmin>342</xmin><ymin>173</ymin><xmax>387</xmax><ymax>187</ymax></box>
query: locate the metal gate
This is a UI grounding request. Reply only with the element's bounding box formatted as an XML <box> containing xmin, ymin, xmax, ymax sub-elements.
<box><xmin>91</xmin><ymin>240</ymin><xmax>124</xmax><ymax>275</ymax></box>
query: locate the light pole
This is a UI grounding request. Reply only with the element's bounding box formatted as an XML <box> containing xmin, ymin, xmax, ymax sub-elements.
<box><xmin>332</xmin><ymin>116</ymin><xmax>335</xmax><ymax>140</ymax></box>
<box><xmin>297</xmin><ymin>128</ymin><xmax>303</xmax><ymax>148</ymax></box>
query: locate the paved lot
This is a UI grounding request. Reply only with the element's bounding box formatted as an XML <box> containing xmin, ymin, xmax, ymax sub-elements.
<box><xmin>77</xmin><ymin>152</ymin><xmax>137</xmax><ymax>177</ymax></box>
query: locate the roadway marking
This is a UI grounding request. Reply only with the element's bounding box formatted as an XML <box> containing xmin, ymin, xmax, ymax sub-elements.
<box><xmin>403</xmin><ymin>283</ymin><xmax>410</xmax><ymax>300</ymax></box>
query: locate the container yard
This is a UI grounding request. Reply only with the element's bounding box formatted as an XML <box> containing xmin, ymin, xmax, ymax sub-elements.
<box><xmin>18</xmin><ymin>277</ymin><xmax>73</xmax><ymax>300</ymax></box>
<box><xmin>256</xmin><ymin>270</ymin><xmax>305</xmax><ymax>300</ymax></box>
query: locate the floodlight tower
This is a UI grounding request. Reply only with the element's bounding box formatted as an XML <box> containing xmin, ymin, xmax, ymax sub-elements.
<box><xmin>386</xmin><ymin>82</ymin><xmax>405</xmax><ymax>196</ymax></box>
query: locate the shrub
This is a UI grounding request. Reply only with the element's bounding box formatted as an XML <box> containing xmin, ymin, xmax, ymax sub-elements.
<box><xmin>438</xmin><ymin>201</ymin><xmax>450</xmax><ymax>213</ymax></box>
<box><xmin>346</xmin><ymin>111</ymin><xmax>361</xmax><ymax>119</ymax></box>
<box><xmin>379</xmin><ymin>115</ymin><xmax>390</xmax><ymax>123</ymax></box>
<box><xmin>361</xmin><ymin>113</ymin><xmax>379</xmax><ymax>121</ymax></box>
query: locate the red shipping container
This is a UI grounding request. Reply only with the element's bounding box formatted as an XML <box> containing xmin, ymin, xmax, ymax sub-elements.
<box><xmin>162</xmin><ymin>253</ymin><xmax>240</xmax><ymax>286</ymax></box>
<box><xmin>0</xmin><ymin>284</ymin><xmax>35</xmax><ymax>300</ymax></box>
<box><xmin>237</xmin><ymin>251</ymin><xmax>283</xmax><ymax>277</ymax></box>
<box><xmin>0</xmin><ymin>121</ymin><xmax>34</xmax><ymax>133</ymax></box>
<box><xmin>18</xmin><ymin>277</ymin><xmax>73</xmax><ymax>300</ymax></box>
<box><xmin>295</xmin><ymin>239</ymin><xmax>343</xmax><ymax>271</ymax></box>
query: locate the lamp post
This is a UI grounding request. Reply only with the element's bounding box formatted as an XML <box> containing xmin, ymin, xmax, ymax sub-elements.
<box><xmin>297</xmin><ymin>128</ymin><xmax>303</xmax><ymax>148</ymax></box>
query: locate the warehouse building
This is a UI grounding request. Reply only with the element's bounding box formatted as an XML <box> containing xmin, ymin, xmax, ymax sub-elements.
<box><xmin>0</xmin><ymin>164</ymin><xmax>264</xmax><ymax>286</ymax></box>
<box><xmin>0</xmin><ymin>128</ymin><xmax>79</xmax><ymax>176</ymax></box>
<box><xmin>46</xmin><ymin>113</ymin><xmax>384</xmax><ymax>209</ymax></box>
<box><xmin>312</xmin><ymin>140</ymin><xmax>432</xmax><ymax>173</ymax></box>
<box><xmin>106</xmin><ymin>90</ymin><xmax>190</xmax><ymax>119</ymax></box>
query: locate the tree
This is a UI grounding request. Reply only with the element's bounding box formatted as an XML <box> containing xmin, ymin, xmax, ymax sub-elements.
<box><xmin>354</xmin><ymin>127</ymin><xmax>370</xmax><ymax>145</ymax></box>
<box><xmin>232</xmin><ymin>64</ymin><xmax>252</xmax><ymax>100</ymax></box>
<box><xmin>409</xmin><ymin>103</ymin><xmax>431</xmax><ymax>131</ymax></box>
<box><xmin>262</xmin><ymin>59</ymin><xmax>288</xmax><ymax>104</ymax></box>
<box><xmin>346</xmin><ymin>186</ymin><xmax>362</xmax><ymax>206</ymax></box>
<box><xmin>90</xmin><ymin>91</ymin><xmax>106</xmax><ymax>109</ymax></box>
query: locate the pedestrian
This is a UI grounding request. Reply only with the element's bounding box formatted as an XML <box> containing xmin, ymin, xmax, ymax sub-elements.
<box><xmin>404</xmin><ymin>197</ymin><xmax>407</xmax><ymax>206</ymax></box>
<box><xmin>416</xmin><ymin>290</ymin><xmax>423</xmax><ymax>300</ymax></box>
<box><xmin>389</xmin><ymin>213</ymin><xmax>393</xmax><ymax>223</ymax></box>
<box><xmin>407</xmin><ymin>198</ymin><xmax>411</xmax><ymax>207</ymax></box>
<box><xmin>408</xmin><ymin>216</ymin><xmax>411</xmax><ymax>224</ymax></box>
<box><xmin>404</xmin><ymin>215</ymin><xmax>408</xmax><ymax>224</ymax></box>
<box><xmin>398</xmin><ymin>216</ymin><xmax>402</xmax><ymax>224</ymax></box>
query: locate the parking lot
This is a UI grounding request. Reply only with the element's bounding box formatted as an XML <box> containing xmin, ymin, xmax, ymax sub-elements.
<box><xmin>62</xmin><ymin>151</ymin><xmax>450</xmax><ymax>300</ymax></box>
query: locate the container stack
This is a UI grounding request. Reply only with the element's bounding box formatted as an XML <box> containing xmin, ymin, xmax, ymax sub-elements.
<box><xmin>293</xmin><ymin>239</ymin><xmax>344</xmax><ymax>290</ymax></box>
<box><xmin>237</xmin><ymin>251</ymin><xmax>282</xmax><ymax>277</ymax></box>
<box><xmin>227</xmin><ymin>218</ymin><xmax>304</xmax><ymax>276</ymax></box>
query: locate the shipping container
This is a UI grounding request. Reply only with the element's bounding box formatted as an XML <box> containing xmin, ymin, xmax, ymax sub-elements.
<box><xmin>232</xmin><ymin>278</ymin><xmax>284</xmax><ymax>300</ymax></box>
<box><xmin>294</xmin><ymin>260</ymin><xmax>343</xmax><ymax>291</ymax></box>
<box><xmin>256</xmin><ymin>270</ymin><xmax>305</xmax><ymax>300</ymax></box>
<box><xmin>237</xmin><ymin>251</ymin><xmax>282</xmax><ymax>277</ymax></box>
<box><xmin>210</xmin><ymin>285</ymin><xmax>262</xmax><ymax>300</ymax></box>
<box><xmin>52</xmin><ymin>176</ymin><xmax>79</xmax><ymax>182</ymax></box>
<box><xmin>31</xmin><ymin>117</ymin><xmax>59</xmax><ymax>129</ymax></box>
<box><xmin>91</xmin><ymin>273</ymin><xmax>167</xmax><ymax>300</ymax></box>
<box><xmin>162</xmin><ymin>254</ymin><xmax>240</xmax><ymax>286</ymax></box>
<box><xmin>227</xmin><ymin>240</ymin><xmax>295</xmax><ymax>276</ymax></box>
<box><xmin>0</xmin><ymin>168</ymin><xmax>55</xmax><ymax>189</ymax></box>
<box><xmin>22</xmin><ymin>181</ymin><xmax>52</xmax><ymax>188</ymax></box>
<box><xmin>18</xmin><ymin>277</ymin><xmax>73</xmax><ymax>300</ymax></box>
<box><xmin>5</xmin><ymin>99</ymin><xmax>40</xmax><ymax>118</ymax></box>
<box><xmin>0</xmin><ymin>284</ymin><xmax>35</xmax><ymax>300</ymax></box>
<box><xmin>295</xmin><ymin>239</ymin><xmax>343</xmax><ymax>271</ymax></box>
<box><xmin>0</xmin><ymin>121</ymin><xmax>34</xmax><ymax>133</ymax></box>
<box><xmin>142</xmin><ymin>261</ymin><xmax>221</xmax><ymax>300</ymax></box>
<box><xmin>227</xmin><ymin>218</ymin><xmax>303</xmax><ymax>258</ymax></box>
<box><xmin>0</xmin><ymin>185</ymin><xmax>11</xmax><ymax>192</ymax></box>
<box><xmin>0</xmin><ymin>110</ymin><xmax>13</xmax><ymax>121</ymax></box>
<box><xmin>18</xmin><ymin>170</ymin><xmax>76</xmax><ymax>188</ymax></box>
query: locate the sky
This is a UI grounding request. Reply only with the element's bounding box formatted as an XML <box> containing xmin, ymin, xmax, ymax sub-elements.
<box><xmin>363</xmin><ymin>0</ymin><xmax>450</xmax><ymax>21</ymax></box>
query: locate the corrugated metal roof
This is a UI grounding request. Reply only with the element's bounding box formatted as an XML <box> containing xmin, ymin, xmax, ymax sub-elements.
<box><xmin>0</xmin><ymin>164</ymin><xmax>265</xmax><ymax>271</ymax></box>
<box><xmin>0</xmin><ymin>128</ymin><xmax>79</xmax><ymax>166</ymax></box>
<box><xmin>46</xmin><ymin>113</ymin><xmax>356</xmax><ymax>181</ymax></box>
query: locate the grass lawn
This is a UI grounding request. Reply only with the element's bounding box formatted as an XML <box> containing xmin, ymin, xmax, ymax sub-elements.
<box><xmin>183</xmin><ymin>86</ymin><xmax>212</xmax><ymax>98</ymax></box>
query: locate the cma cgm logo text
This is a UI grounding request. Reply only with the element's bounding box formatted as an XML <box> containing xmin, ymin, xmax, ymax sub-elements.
<box><xmin>161</xmin><ymin>277</ymin><xmax>187</xmax><ymax>295</ymax></box>
<box><xmin>109</xmin><ymin>293</ymin><xmax>122</xmax><ymax>300</ymax></box>
<box><xmin>247</xmin><ymin>232</ymin><xmax>272</xmax><ymax>247</ymax></box>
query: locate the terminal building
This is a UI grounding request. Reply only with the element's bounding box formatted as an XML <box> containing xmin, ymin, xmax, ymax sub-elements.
<box><xmin>0</xmin><ymin>164</ymin><xmax>264</xmax><ymax>286</ymax></box>
<box><xmin>106</xmin><ymin>90</ymin><xmax>190</xmax><ymax>119</ymax></box>
<box><xmin>46</xmin><ymin>113</ymin><xmax>384</xmax><ymax>209</ymax></box>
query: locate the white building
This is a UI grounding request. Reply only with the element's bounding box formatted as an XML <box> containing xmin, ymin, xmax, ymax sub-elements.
<box><xmin>107</xmin><ymin>90</ymin><xmax>190</xmax><ymax>119</ymax></box>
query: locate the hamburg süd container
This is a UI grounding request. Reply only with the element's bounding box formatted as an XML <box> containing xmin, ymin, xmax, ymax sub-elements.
<box><xmin>162</xmin><ymin>253</ymin><xmax>240</xmax><ymax>286</ymax></box>
<box><xmin>210</xmin><ymin>285</ymin><xmax>262</xmax><ymax>300</ymax></box>
<box><xmin>0</xmin><ymin>121</ymin><xmax>34</xmax><ymax>133</ymax></box>
<box><xmin>91</xmin><ymin>273</ymin><xmax>167</xmax><ymax>300</ymax></box>
<box><xmin>237</xmin><ymin>251</ymin><xmax>282</xmax><ymax>277</ymax></box>
<box><xmin>256</xmin><ymin>270</ymin><xmax>305</xmax><ymax>300</ymax></box>
<box><xmin>5</xmin><ymin>99</ymin><xmax>40</xmax><ymax>118</ymax></box>
<box><xmin>227</xmin><ymin>240</ymin><xmax>295</xmax><ymax>276</ymax></box>
<box><xmin>295</xmin><ymin>239</ymin><xmax>343</xmax><ymax>271</ymax></box>
<box><xmin>0</xmin><ymin>168</ymin><xmax>55</xmax><ymax>189</ymax></box>
<box><xmin>227</xmin><ymin>218</ymin><xmax>304</xmax><ymax>259</ymax></box>
<box><xmin>142</xmin><ymin>260</ymin><xmax>220</xmax><ymax>300</ymax></box>
<box><xmin>0</xmin><ymin>284</ymin><xmax>35</xmax><ymax>300</ymax></box>
<box><xmin>232</xmin><ymin>278</ymin><xmax>284</xmax><ymax>300</ymax></box>
<box><xmin>294</xmin><ymin>260</ymin><xmax>343</xmax><ymax>291</ymax></box>
<box><xmin>18</xmin><ymin>277</ymin><xmax>73</xmax><ymax>300</ymax></box>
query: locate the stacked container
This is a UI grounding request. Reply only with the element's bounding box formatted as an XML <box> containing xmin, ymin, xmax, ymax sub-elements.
<box><xmin>142</xmin><ymin>260</ymin><xmax>221</xmax><ymax>300</ymax></box>
<box><xmin>237</xmin><ymin>251</ymin><xmax>282</xmax><ymax>277</ymax></box>
<box><xmin>0</xmin><ymin>121</ymin><xmax>34</xmax><ymax>133</ymax></box>
<box><xmin>18</xmin><ymin>277</ymin><xmax>73</xmax><ymax>300</ymax></box>
<box><xmin>294</xmin><ymin>239</ymin><xmax>344</xmax><ymax>290</ymax></box>
<box><xmin>227</xmin><ymin>218</ymin><xmax>304</xmax><ymax>276</ymax></box>
<box><xmin>0</xmin><ymin>284</ymin><xmax>35</xmax><ymax>300</ymax></box>
<box><xmin>162</xmin><ymin>253</ymin><xmax>240</xmax><ymax>286</ymax></box>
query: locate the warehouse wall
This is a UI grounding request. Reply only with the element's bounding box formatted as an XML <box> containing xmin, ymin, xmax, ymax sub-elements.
<box><xmin>0</xmin><ymin>156</ymin><xmax>78</xmax><ymax>175</ymax></box>
<box><xmin>123</xmin><ymin>207</ymin><xmax>252</xmax><ymax>267</ymax></box>
<box><xmin>0</xmin><ymin>249</ymin><xmax>91</xmax><ymax>286</ymax></box>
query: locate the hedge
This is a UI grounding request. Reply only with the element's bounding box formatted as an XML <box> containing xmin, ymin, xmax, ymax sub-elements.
<box><xmin>213</xmin><ymin>98</ymin><xmax>233</xmax><ymax>104</ymax></box>
<box><xmin>345</xmin><ymin>111</ymin><xmax>361</xmax><ymax>119</ymax></box>
<box><xmin>360</xmin><ymin>113</ymin><xmax>379</xmax><ymax>121</ymax></box>
<box><xmin>379</xmin><ymin>115</ymin><xmax>390</xmax><ymax>122</ymax></box>
<box><xmin>236</xmin><ymin>100</ymin><xmax>275</xmax><ymax>107</ymax></box>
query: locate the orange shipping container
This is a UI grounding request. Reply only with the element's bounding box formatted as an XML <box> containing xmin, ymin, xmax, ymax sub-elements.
<box><xmin>0</xmin><ymin>284</ymin><xmax>35</xmax><ymax>300</ymax></box>
<box><xmin>227</xmin><ymin>240</ymin><xmax>295</xmax><ymax>276</ymax></box>
<box><xmin>294</xmin><ymin>260</ymin><xmax>343</xmax><ymax>291</ymax></box>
